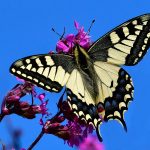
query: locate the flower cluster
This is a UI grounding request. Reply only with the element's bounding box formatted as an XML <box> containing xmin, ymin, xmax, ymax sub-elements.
<box><xmin>42</xmin><ymin>115</ymin><xmax>93</xmax><ymax>147</ymax></box>
<box><xmin>0</xmin><ymin>82</ymin><xmax>48</xmax><ymax>120</ymax></box>
<box><xmin>56</xmin><ymin>21</ymin><xmax>91</xmax><ymax>53</ymax></box>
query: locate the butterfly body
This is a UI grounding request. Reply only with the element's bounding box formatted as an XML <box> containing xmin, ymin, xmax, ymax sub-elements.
<box><xmin>10</xmin><ymin>14</ymin><xmax>150</xmax><ymax>141</ymax></box>
<box><xmin>74</xmin><ymin>44</ymin><xmax>99</xmax><ymax>103</ymax></box>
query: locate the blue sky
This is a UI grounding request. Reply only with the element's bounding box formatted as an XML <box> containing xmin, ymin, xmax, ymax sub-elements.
<box><xmin>0</xmin><ymin>0</ymin><xmax>150</xmax><ymax>150</ymax></box>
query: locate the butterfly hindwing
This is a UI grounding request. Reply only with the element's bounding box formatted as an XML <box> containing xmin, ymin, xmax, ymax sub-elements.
<box><xmin>65</xmin><ymin>62</ymin><xmax>133</xmax><ymax>140</ymax></box>
<box><xmin>89</xmin><ymin>14</ymin><xmax>150</xmax><ymax>65</ymax></box>
<box><xmin>94</xmin><ymin>62</ymin><xmax>134</xmax><ymax>129</ymax></box>
<box><xmin>94</xmin><ymin>61</ymin><xmax>134</xmax><ymax>130</ymax></box>
<box><xmin>10</xmin><ymin>54</ymin><xmax>76</xmax><ymax>92</ymax></box>
<box><xmin>66</xmin><ymin>69</ymin><xmax>103</xmax><ymax>141</ymax></box>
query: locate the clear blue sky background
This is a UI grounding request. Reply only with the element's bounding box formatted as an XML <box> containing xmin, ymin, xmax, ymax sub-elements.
<box><xmin>0</xmin><ymin>1</ymin><xmax>150</xmax><ymax>150</ymax></box>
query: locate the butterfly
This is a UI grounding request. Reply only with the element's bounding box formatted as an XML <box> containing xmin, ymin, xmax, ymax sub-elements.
<box><xmin>10</xmin><ymin>14</ymin><xmax>150</xmax><ymax>141</ymax></box>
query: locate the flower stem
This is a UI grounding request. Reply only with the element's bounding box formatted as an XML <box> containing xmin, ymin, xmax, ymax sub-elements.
<box><xmin>0</xmin><ymin>114</ymin><xmax>4</xmax><ymax>122</ymax></box>
<box><xmin>51</xmin><ymin>111</ymin><xmax>62</xmax><ymax>121</ymax></box>
<box><xmin>27</xmin><ymin>130</ymin><xmax>44</xmax><ymax>150</ymax></box>
<box><xmin>27</xmin><ymin>111</ymin><xmax>62</xmax><ymax>150</ymax></box>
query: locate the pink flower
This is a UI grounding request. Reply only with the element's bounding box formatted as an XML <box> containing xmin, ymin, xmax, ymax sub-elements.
<box><xmin>65</xmin><ymin>121</ymin><xmax>94</xmax><ymax>147</ymax></box>
<box><xmin>37</xmin><ymin>93</ymin><xmax>49</xmax><ymax>119</ymax></box>
<box><xmin>1</xmin><ymin>82</ymin><xmax>48</xmax><ymax>120</ymax></box>
<box><xmin>56</xmin><ymin>21</ymin><xmax>91</xmax><ymax>53</ymax></box>
<box><xmin>39</xmin><ymin>100</ymin><xmax>49</xmax><ymax>116</ymax></box>
<box><xmin>56</xmin><ymin>99</ymin><xmax>95</xmax><ymax>147</ymax></box>
<box><xmin>43</xmin><ymin>117</ymin><xmax>93</xmax><ymax>148</ymax></box>
<box><xmin>79</xmin><ymin>136</ymin><xmax>105</xmax><ymax>150</ymax></box>
<box><xmin>16</xmin><ymin>77</ymin><xmax>25</xmax><ymax>83</ymax></box>
<box><xmin>1</xmin><ymin>82</ymin><xmax>34</xmax><ymax>115</ymax></box>
<box><xmin>37</xmin><ymin>93</ymin><xmax>45</xmax><ymax>101</ymax></box>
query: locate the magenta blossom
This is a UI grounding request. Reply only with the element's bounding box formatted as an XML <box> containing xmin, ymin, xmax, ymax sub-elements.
<box><xmin>37</xmin><ymin>93</ymin><xmax>49</xmax><ymax>116</ymax></box>
<box><xmin>42</xmin><ymin>116</ymin><xmax>93</xmax><ymax>148</ymax></box>
<box><xmin>56</xmin><ymin>21</ymin><xmax>91</xmax><ymax>53</ymax></box>
<box><xmin>79</xmin><ymin>136</ymin><xmax>105</xmax><ymax>150</ymax></box>
<box><xmin>65</xmin><ymin>121</ymin><xmax>94</xmax><ymax>147</ymax></box>
<box><xmin>1</xmin><ymin>82</ymin><xmax>34</xmax><ymax>115</ymax></box>
<box><xmin>0</xmin><ymin>83</ymin><xmax>48</xmax><ymax>120</ymax></box>
<box><xmin>37</xmin><ymin>93</ymin><xmax>45</xmax><ymax>101</ymax></box>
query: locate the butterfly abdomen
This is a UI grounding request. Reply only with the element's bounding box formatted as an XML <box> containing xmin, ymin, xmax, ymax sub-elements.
<box><xmin>74</xmin><ymin>45</ymin><xmax>99</xmax><ymax>102</ymax></box>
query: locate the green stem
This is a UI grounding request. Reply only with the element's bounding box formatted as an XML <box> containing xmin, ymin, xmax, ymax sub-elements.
<box><xmin>27</xmin><ymin>130</ymin><xmax>44</xmax><ymax>150</ymax></box>
<box><xmin>0</xmin><ymin>114</ymin><xmax>4</xmax><ymax>122</ymax></box>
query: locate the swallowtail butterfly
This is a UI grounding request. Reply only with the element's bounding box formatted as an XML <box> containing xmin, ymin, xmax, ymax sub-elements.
<box><xmin>10</xmin><ymin>14</ymin><xmax>150</xmax><ymax>141</ymax></box>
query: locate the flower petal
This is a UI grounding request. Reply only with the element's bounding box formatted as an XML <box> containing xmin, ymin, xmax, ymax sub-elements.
<box><xmin>74</xmin><ymin>21</ymin><xmax>80</xmax><ymax>30</ymax></box>
<box><xmin>66</xmin><ymin>34</ymin><xmax>75</xmax><ymax>42</ymax></box>
<box><xmin>56</xmin><ymin>41</ymin><xmax>70</xmax><ymax>53</ymax></box>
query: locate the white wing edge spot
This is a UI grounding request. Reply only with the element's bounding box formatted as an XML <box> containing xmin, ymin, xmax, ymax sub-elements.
<box><xmin>138</xmin><ymin>52</ymin><xmax>143</xmax><ymax>57</ymax></box>
<box><xmin>26</xmin><ymin>59</ymin><xmax>31</xmax><ymax>64</ymax></box>
<box><xmin>86</xmin><ymin>114</ymin><xmax>92</xmax><ymax>120</ymax></box>
<box><xmin>135</xmin><ymin>30</ymin><xmax>140</xmax><ymax>35</ymax></box>
<box><xmin>147</xmin><ymin>33</ymin><xmax>150</xmax><ymax>38</ymax></box>
<box><xmin>26</xmin><ymin>64</ymin><xmax>32</xmax><ymax>70</ymax></box>
<box><xmin>114</xmin><ymin>111</ymin><xmax>121</xmax><ymax>118</ymax></box>
<box><xmin>110</xmin><ymin>32</ymin><xmax>120</xmax><ymax>44</ymax></box>
<box><xmin>22</xmin><ymin>74</ymin><xmax>26</xmax><ymax>77</ymax></box>
<box><xmin>79</xmin><ymin>111</ymin><xmax>84</xmax><ymax>116</ymax></box>
<box><xmin>33</xmin><ymin>78</ymin><xmax>38</xmax><ymax>82</ymax></box>
<box><xmin>143</xmin><ymin>21</ymin><xmax>148</xmax><ymax>25</ymax></box>
<box><xmin>27</xmin><ymin>76</ymin><xmax>32</xmax><ymax>80</ymax></box>
<box><xmin>17</xmin><ymin>71</ymin><xmax>21</xmax><ymax>74</ymax></box>
<box><xmin>21</xmin><ymin>66</ymin><xmax>25</xmax><ymax>69</ymax></box>
<box><xmin>135</xmin><ymin>25</ymin><xmax>143</xmax><ymax>30</ymax></box>
<box><xmin>122</xmin><ymin>39</ymin><xmax>134</xmax><ymax>47</ymax></box>
<box><xmin>48</xmin><ymin>66</ymin><xmax>56</xmax><ymax>81</ymax></box>
<box><xmin>114</xmin><ymin>43</ymin><xmax>131</xmax><ymax>54</ymax></box>
<box><xmin>119</xmin><ymin>102</ymin><xmax>126</xmax><ymax>110</ymax></box>
<box><xmin>144</xmin><ymin>38</ymin><xmax>148</xmax><ymax>44</ymax></box>
<box><xmin>142</xmin><ymin>45</ymin><xmax>146</xmax><ymax>50</ymax></box>
<box><xmin>45</xmin><ymin>56</ymin><xmax>54</xmax><ymax>66</ymax></box>
<box><xmin>123</xmin><ymin>27</ymin><xmax>129</xmax><ymax>37</ymax></box>
<box><xmin>132</xmin><ymin>20</ymin><xmax>137</xmax><ymax>25</ymax></box>
<box><xmin>31</xmin><ymin>68</ymin><xmax>36</xmax><ymax>72</ymax></box>
<box><xmin>39</xmin><ymin>82</ymin><xmax>44</xmax><ymax>86</ymax></box>
<box><xmin>72</xmin><ymin>104</ymin><xmax>78</xmax><ymax>110</ymax></box>
<box><xmin>124</xmin><ymin>94</ymin><xmax>131</xmax><ymax>102</ymax></box>
<box><xmin>45</xmin><ymin>85</ymin><xmax>51</xmax><ymax>90</ymax></box>
<box><xmin>127</xmin><ymin>35</ymin><xmax>137</xmax><ymax>41</ymax></box>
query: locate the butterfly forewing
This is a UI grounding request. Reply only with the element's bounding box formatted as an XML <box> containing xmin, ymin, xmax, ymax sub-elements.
<box><xmin>89</xmin><ymin>14</ymin><xmax>150</xmax><ymax>65</ymax></box>
<box><xmin>10</xmin><ymin>54</ymin><xmax>76</xmax><ymax>92</ymax></box>
<box><xmin>94</xmin><ymin>62</ymin><xmax>134</xmax><ymax>129</ymax></box>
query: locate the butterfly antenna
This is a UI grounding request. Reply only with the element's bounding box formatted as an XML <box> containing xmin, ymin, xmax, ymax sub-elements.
<box><xmin>61</xmin><ymin>27</ymin><xmax>66</xmax><ymax>40</ymax></box>
<box><xmin>51</xmin><ymin>27</ymin><xmax>66</xmax><ymax>40</ymax></box>
<box><xmin>87</xmin><ymin>19</ymin><xmax>95</xmax><ymax>34</ymax></box>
